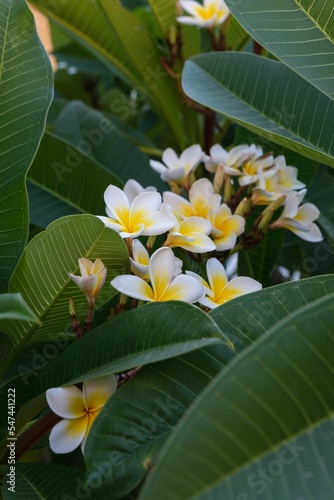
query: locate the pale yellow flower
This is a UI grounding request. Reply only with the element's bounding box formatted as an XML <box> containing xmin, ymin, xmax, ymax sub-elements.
<box><xmin>46</xmin><ymin>375</ymin><xmax>117</xmax><ymax>454</ymax></box>
<box><xmin>177</xmin><ymin>0</ymin><xmax>229</xmax><ymax>27</ymax></box>
<box><xmin>69</xmin><ymin>258</ymin><xmax>107</xmax><ymax>307</ymax></box>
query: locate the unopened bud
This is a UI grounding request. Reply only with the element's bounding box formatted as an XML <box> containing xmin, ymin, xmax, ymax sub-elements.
<box><xmin>69</xmin><ymin>298</ymin><xmax>76</xmax><ymax>317</ymax></box>
<box><xmin>234</xmin><ymin>197</ymin><xmax>252</xmax><ymax>217</ymax></box>
<box><xmin>213</xmin><ymin>164</ymin><xmax>224</xmax><ymax>194</ymax></box>
<box><xmin>168</xmin><ymin>25</ymin><xmax>177</xmax><ymax>46</ymax></box>
<box><xmin>258</xmin><ymin>195</ymin><xmax>286</xmax><ymax>232</ymax></box>
<box><xmin>146</xmin><ymin>236</ymin><xmax>156</xmax><ymax>251</ymax></box>
<box><xmin>223</xmin><ymin>175</ymin><xmax>233</xmax><ymax>204</ymax></box>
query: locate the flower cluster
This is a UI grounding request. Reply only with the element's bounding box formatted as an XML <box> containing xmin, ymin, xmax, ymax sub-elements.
<box><xmin>177</xmin><ymin>0</ymin><xmax>230</xmax><ymax>28</ymax></box>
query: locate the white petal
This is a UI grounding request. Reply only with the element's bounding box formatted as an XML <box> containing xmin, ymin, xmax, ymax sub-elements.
<box><xmin>132</xmin><ymin>239</ymin><xmax>149</xmax><ymax>265</ymax></box>
<box><xmin>161</xmin><ymin>274</ymin><xmax>205</xmax><ymax>303</ymax></box>
<box><xmin>150</xmin><ymin>160</ymin><xmax>167</xmax><ymax>175</ymax></box>
<box><xmin>83</xmin><ymin>374</ymin><xmax>117</xmax><ymax>411</ymax></box>
<box><xmin>185</xmin><ymin>270</ymin><xmax>212</xmax><ymax>296</ymax></box>
<box><xmin>297</xmin><ymin>203</ymin><xmax>320</xmax><ymax>222</ymax></box>
<box><xmin>176</xmin><ymin>233</ymin><xmax>216</xmax><ymax>252</ymax></box>
<box><xmin>181</xmin><ymin>216</ymin><xmax>212</xmax><ymax>235</ymax></box>
<box><xmin>206</xmin><ymin>258</ymin><xmax>228</xmax><ymax>294</ymax></box>
<box><xmin>222</xmin><ymin>277</ymin><xmax>262</xmax><ymax>301</ymax></box>
<box><xmin>104</xmin><ymin>185</ymin><xmax>129</xmax><ymax>220</ymax></box>
<box><xmin>210</xmin><ymin>144</ymin><xmax>228</xmax><ymax>164</ymax></box>
<box><xmin>214</xmin><ymin>233</ymin><xmax>237</xmax><ymax>251</ymax></box>
<box><xmin>162</xmin><ymin>148</ymin><xmax>179</xmax><ymax>169</ymax></box>
<box><xmin>179</xmin><ymin>0</ymin><xmax>202</xmax><ymax>16</ymax></box>
<box><xmin>46</xmin><ymin>386</ymin><xmax>85</xmax><ymax>419</ymax></box>
<box><xmin>150</xmin><ymin>248</ymin><xmax>176</xmax><ymax>300</ymax></box>
<box><xmin>96</xmin><ymin>216</ymin><xmax>124</xmax><ymax>233</ymax></box>
<box><xmin>78</xmin><ymin>258</ymin><xmax>92</xmax><ymax>277</ymax></box>
<box><xmin>123</xmin><ymin>179</ymin><xmax>144</xmax><ymax>204</ymax></box>
<box><xmin>49</xmin><ymin>417</ymin><xmax>87</xmax><ymax>454</ymax></box>
<box><xmin>180</xmin><ymin>144</ymin><xmax>204</xmax><ymax>168</ymax></box>
<box><xmin>289</xmin><ymin>222</ymin><xmax>323</xmax><ymax>242</ymax></box>
<box><xmin>130</xmin><ymin>258</ymin><xmax>150</xmax><ymax>279</ymax></box>
<box><xmin>163</xmin><ymin>191</ymin><xmax>192</xmax><ymax>218</ymax></box>
<box><xmin>111</xmin><ymin>275</ymin><xmax>154</xmax><ymax>301</ymax></box>
<box><xmin>161</xmin><ymin>166</ymin><xmax>188</xmax><ymax>182</ymax></box>
<box><xmin>131</xmin><ymin>191</ymin><xmax>162</xmax><ymax>213</ymax></box>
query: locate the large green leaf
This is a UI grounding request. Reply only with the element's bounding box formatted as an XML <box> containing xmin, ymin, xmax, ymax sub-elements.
<box><xmin>31</xmin><ymin>0</ymin><xmax>188</xmax><ymax>147</ymax></box>
<box><xmin>27</xmin><ymin>131</ymin><xmax>122</xmax><ymax>227</ymax></box>
<box><xmin>140</xmin><ymin>292</ymin><xmax>334</xmax><ymax>499</ymax></box>
<box><xmin>0</xmin><ymin>216</ymin><xmax>129</xmax><ymax>378</ymax></box>
<box><xmin>0</xmin><ymin>0</ymin><xmax>53</xmax><ymax>292</ymax></box>
<box><xmin>209</xmin><ymin>274</ymin><xmax>334</xmax><ymax>350</ymax></box>
<box><xmin>85</xmin><ymin>345</ymin><xmax>231</xmax><ymax>499</ymax></box>
<box><xmin>182</xmin><ymin>52</ymin><xmax>334</xmax><ymax>168</ymax></box>
<box><xmin>2</xmin><ymin>463</ymin><xmax>86</xmax><ymax>499</ymax></box>
<box><xmin>29</xmin><ymin>301</ymin><xmax>228</xmax><ymax>396</ymax></box>
<box><xmin>147</xmin><ymin>0</ymin><xmax>175</xmax><ymax>36</ymax></box>
<box><xmin>307</xmin><ymin>168</ymin><xmax>334</xmax><ymax>241</ymax></box>
<box><xmin>85</xmin><ymin>275</ymin><xmax>334</xmax><ymax>498</ymax></box>
<box><xmin>0</xmin><ymin>294</ymin><xmax>39</xmax><ymax>323</ymax></box>
<box><xmin>225</xmin><ymin>0</ymin><xmax>334</xmax><ymax>100</ymax></box>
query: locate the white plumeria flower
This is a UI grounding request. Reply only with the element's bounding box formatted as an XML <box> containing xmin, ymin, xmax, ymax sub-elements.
<box><xmin>111</xmin><ymin>247</ymin><xmax>205</xmax><ymax>303</ymax></box>
<box><xmin>130</xmin><ymin>239</ymin><xmax>182</xmax><ymax>280</ymax></box>
<box><xmin>162</xmin><ymin>204</ymin><xmax>216</xmax><ymax>253</ymax></box>
<box><xmin>97</xmin><ymin>185</ymin><xmax>174</xmax><ymax>238</ymax></box>
<box><xmin>186</xmin><ymin>258</ymin><xmax>262</xmax><ymax>309</ymax></box>
<box><xmin>252</xmin><ymin>158</ymin><xmax>305</xmax><ymax>206</ymax></box>
<box><xmin>163</xmin><ymin>178</ymin><xmax>221</xmax><ymax>219</ymax></box>
<box><xmin>46</xmin><ymin>374</ymin><xmax>117</xmax><ymax>454</ymax></box>
<box><xmin>69</xmin><ymin>258</ymin><xmax>107</xmax><ymax>307</ymax></box>
<box><xmin>177</xmin><ymin>0</ymin><xmax>229</xmax><ymax>27</ymax></box>
<box><xmin>208</xmin><ymin>204</ymin><xmax>245</xmax><ymax>251</ymax></box>
<box><xmin>270</xmin><ymin>189</ymin><xmax>322</xmax><ymax>242</ymax></box>
<box><xmin>205</xmin><ymin>144</ymin><xmax>259</xmax><ymax>174</ymax></box>
<box><xmin>150</xmin><ymin>145</ymin><xmax>205</xmax><ymax>186</ymax></box>
<box><xmin>123</xmin><ymin>179</ymin><xmax>157</xmax><ymax>204</ymax></box>
<box><xmin>238</xmin><ymin>149</ymin><xmax>276</xmax><ymax>187</ymax></box>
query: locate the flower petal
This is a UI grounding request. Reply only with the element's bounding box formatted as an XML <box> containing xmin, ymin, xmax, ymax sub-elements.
<box><xmin>162</xmin><ymin>148</ymin><xmax>179</xmax><ymax>169</ymax></box>
<box><xmin>150</xmin><ymin>247</ymin><xmax>176</xmax><ymax>300</ymax></box>
<box><xmin>46</xmin><ymin>386</ymin><xmax>86</xmax><ymax>419</ymax></box>
<box><xmin>104</xmin><ymin>185</ymin><xmax>130</xmax><ymax>222</ymax></box>
<box><xmin>150</xmin><ymin>160</ymin><xmax>167</xmax><ymax>175</ymax></box>
<box><xmin>213</xmin><ymin>233</ymin><xmax>237</xmax><ymax>251</ymax></box>
<box><xmin>297</xmin><ymin>203</ymin><xmax>320</xmax><ymax>223</ymax></box>
<box><xmin>206</xmin><ymin>258</ymin><xmax>228</xmax><ymax>296</ymax></box>
<box><xmin>83</xmin><ymin>374</ymin><xmax>117</xmax><ymax>411</ymax></box>
<box><xmin>161</xmin><ymin>274</ymin><xmax>205</xmax><ymax>303</ymax></box>
<box><xmin>163</xmin><ymin>191</ymin><xmax>193</xmax><ymax>218</ymax></box>
<box><xmin>220</xmin><ymin>277</ymin><xmax>262</xmax><ymax>302</ymax></box>
<box><xmin>49</xmin><ymin>416</ymin><xmax>88</xmax><ymax>454</ymax></box>
<box><xmin>111</xmin><ymin>275</ymin><xmax>154</xmax><ymax>301</ymax></box>
<box><xmin>78</xmin><ymin>258</ymin><xmax>93</xmax><ymax>277</ymax></box>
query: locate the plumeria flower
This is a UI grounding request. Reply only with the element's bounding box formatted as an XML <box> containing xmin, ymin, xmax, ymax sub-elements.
<box><xmin>163</xmin><ymin>178</ymin><xmax>221</xmax><ymax>219</ymax></box>
<box><xmin>186</xmin><ymin>258</ymin><xmax>262</xmax><ymax>309</ymax></box>
<box><xmin>97</xmin><ymin>184</ymin><xmax>174</xmax><ymax>238</ymax></box>
<box><xmin>69</xmin><ymin>258</ymin><xmax>107</xmax><ymax>307</ymax></box>
<box><xmin>111</xmin><ymin>247</ymin><xmax>205</xmax><ymax>303</ymax></box>
<box><xmin>130</xmin><ymin>239</ymin><xmax>182</xmax><ymax>280</ymax></box>
<box><xmin>162</xmin><ymin>204</ymin><xmax>216</xmax><ymax>253</ymax></box>
<box><xmin>177</xmin><ymin>0</ymin><xmax>230</xmax><ymax>28</ymax></box>
<box><xmin>46</xmin><ymin>374</ymin><xmax>117</xmax><ymax>454</ymax></box>
<box><xmin>205</xmin><ymin>144</ymin><xmax>259</xmax><ymax>174</ymax></box>
<box><xmin>123</xmin><ymin>179</ymin><xmax>157</xmax><ymax>204</ymax></box>
<box><xmin>208</xmin><ymin>204</ymin><xmax>245</xmax><ymax>251</ymax></box>
<box><xmin>252</xmin><ymin>158</ymin><xmax>305</xmax><ymax>206</ymax></box>
<box><xmin>150</xmin><ymin>145</ymin><xmax>205</xmax><ymax>187</ymax></box>
<box><xmin>270</xmin><ymin>189</ymin><xmax>322</xmax><ymax>242</ymax></box>
<box><xmin>238</xmin><ymin>149</ymin><xmax>276</xmax><ymax>187</ymax></box>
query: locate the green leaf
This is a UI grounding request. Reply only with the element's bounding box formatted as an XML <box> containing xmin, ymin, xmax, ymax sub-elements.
<box><xmin>0</xmin><ymin>0</ymin><xmax>53</xmax><ymax>292</ymax></box>
<box><xmin>30</xmin><ymin>301</ymin><xmax>228</xmax><ymax>396</ymax></box>
<box><xmin>225</xmin><ymin>0</ymin><xmax>334</xmax><ymax>100</ymax></box>
<box><xmin>54</xmin><ymin>101</ymin><xmax>167</xmax><ymax>191</ymax></box>
<box><xmin>225</xmin><ymin>15</ymin><xmax>250</xmax><ymax>51</ymax></box>
<box><xmin>140</xmin><ymin>292</ymin><xmax>334</xmax><ymax>499</ymax></box>
<box><xmin>182</xmin><ymin>52</ymin><xmax>334</xmax><ymax>168</ymax></box>
<box><xmin>0</xmin><ymin>215</ymin><xmax>129</xmax><ymax>379</ymax></box>
<box><xmin>86</xmin><ymin>276</ymin><xmax>334</xmax><ymax>498</ymax></box>
<box><xmin>2</xmin><ymin>463</ymin><xmax>86</xmax><ymax>499</ymax></box>
<box><xmin>97</xmin><ymin>0</ymin><xmax>188</xmax><ymax>147</ymax></box>
<box><xmin>147</xmin><ymin>0</ymin><xmax>176</xmax><ymax>36</ymax></box>
<box><xmin>209</xmin><ymin>274</ymin><xmax>334</xmax><ymax>350</ymax></box>
<box><xmin>85</xmin><ymin>345</ymin><xmax>231</xmax><ymax>499</ymax></box>
<box><xmin>27</xmin><ymin>131</ymin><xmax>122</xmax><ymax>227</ymax></box>
<box><xmin>307</xmin><ymin>168</ymin><xmax>334</xmax><ymax>241</ymax></box>
<box><xmin>0</xmin><ymin>294</ymin><xmax>39</xmax><ymax>323</ymax></box>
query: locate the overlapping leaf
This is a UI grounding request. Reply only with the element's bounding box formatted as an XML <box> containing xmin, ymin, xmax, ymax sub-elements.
<box><xmin>0</xmin><ymin>215</ymin><xmax>129</xmax><ymax>378</ymax></box>
<box><xmin>0</xmin><ymin>0</ymin><xmax>53</xmax><ymax>292</ymax></box>
<box><xmin>182</xmin><ymin>52</ymin><xmax>334</xmax><ymax>168</ymax></box>
<box><xmin>140</xmin><ymin>293</ymin><xmax>334</xmax><ymax>499</ymax></box>
<box><xmin>30</xmin><ymin>301</ymin><xmax>228</xmax><ymax>396</ymax></box>
<box><xmin>225</xmin><ymin>0</ymin><xmax>334</xmax><ymax>100</ymax></box>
